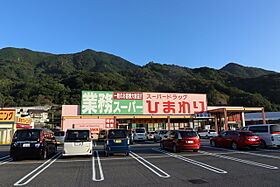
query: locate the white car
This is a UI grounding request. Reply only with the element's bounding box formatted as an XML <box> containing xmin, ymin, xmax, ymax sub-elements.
<box><xmin>154</xmin><ymin>130</ymin><xmax>168</xmax><ymax>142</ymax></box>
<box><xmin>63</xmin><ymin>129</ymin><xmax>93</xmax><ymax>156</ymax></box>
<box><xmin>242</xmin><ymin>124</ymin><xmax>280</xmax><ymax>148</ymax></box>
<box><xmin>133</xmin><ymin>128</ymin><xmax>147</xmax><ymax>141</ymax></box>
<box><xmin>147</xmin><ymin>131</ymin><xmax>156</xmax><ymax>140</ymax></box>
<box><xmin>198</xmin><ymin>129</ymin><xmax>217</xmax><ymax>139</ymax></box>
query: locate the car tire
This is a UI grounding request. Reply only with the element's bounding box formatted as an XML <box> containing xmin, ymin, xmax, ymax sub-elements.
<box><xmin>126</xmin><ymin>152</ymin><xmax>129</xmax><ymax>156</ymax></box>
<box><xmin>12</xmin><ymin>156</ymin><xmax>20</xmax><ymax>161</ymax></box>
<box><xmin>260</xmin><ymin>140</ymin><xmax>267</xmax><ymax>149</ymax></box>
<box><xmin>231</xmin><ymin>142</ymin><xmax>238</xmax><ymax>150</ymax></box>
<box><xmin>160</xmin><ymin>142</ymin><xmax>165</xmax><ymax>150</ymax></box>
<box><xmin>172</xmin><ymin>144</ymin><xmax>177</xmax><ymax>153</ymax></box>
<box><xmin>105</xmin><ymin>151</ymin><xmax>109</xmax><ymax>157</ymax></box>
<box><xmin>39</xmin><ymin>149</ymin><xmax>47</xmax><ymax>160</ymax></box>
<box><xmin>210</xmin><ymin>140</ymin><xmax>216</xmax><ymax>147</ymax></box>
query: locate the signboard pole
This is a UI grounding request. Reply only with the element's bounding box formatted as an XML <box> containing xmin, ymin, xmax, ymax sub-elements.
<box><xmin>262</xmin><ymin>108</ymin><xmax>266</xmax><ymax>124</ymax></box>
<box><xmin>224</xmin><ymin>109</ymin><xmax>228</xmax><ymax>131</ymax></box>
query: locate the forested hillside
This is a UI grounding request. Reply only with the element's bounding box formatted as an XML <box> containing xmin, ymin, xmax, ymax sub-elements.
<box><xmin>0</xmin><ymin>47</ymin><xmax>279</xmax><ymax>111</ymax></box>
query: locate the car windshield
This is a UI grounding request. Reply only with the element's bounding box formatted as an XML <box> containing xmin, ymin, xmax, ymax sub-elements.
<box><xmin>108</xmin><ymin>130</ymin><xmax>127</xmax><ymax>139</ymax></box>
<box><xmin>270</xmin><ymin>125</ymin><xmax>280</xmax><ymax>133</ymax></box>
<box><xmin>65</xmin><ymin>130</ymin><xmax>90</xmax><ymax>142</ymax></box>
<box><xmin>14</xmin><ymin>130</ymin><xmax>41</xmax><ymax>141</ymax></box>
<box><xmin>180</xmin><ymin>131</ymin><xmax>197</xmax><ymax>138</ymax></box>
<box><xmin>136</xmin><ymin>129</ymin><xmax>145</xmax><ymax>133</ymax></box>
<box><xmin>239</xmin><ymin>132</ymin><xmax>256</xmax><ymax>136</ymax></box>
<box><xmin>54</xmin><ymin>131</ymin><xmax>65</xmax><ymax>136</ymax></box>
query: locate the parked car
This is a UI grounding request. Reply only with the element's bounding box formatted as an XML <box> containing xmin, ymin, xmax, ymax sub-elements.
<box><xmin>133</xmin><ymin>128</ymin><xmax>147</xmax><ymax>141</ymax></box>
<box><xmin>160</xmin><ymin>130</ymin><xmax>200</xmax><ymax>152</ymax></box>
<box><xmin>127</xmin><ymin>130</ymin><xmax>134</xmax><ymax>144</ymax></box>
<box><xmin>98</xmin><ymin>130</ymin><xmax>106</xmax><ymax>141</ymax></box>
<box><xmin>54</xmin><ymin>131</ymin><xmax>65</xmax><ymax>145</ymax></box>
<box><xmin>154</xmin><ymin>130</ymin><xmax>168</xmax><ymax>142</ymax></box>
<box><xmin>104</xmin><ymin>129</ymin><xmax>130</xmax><ymax>156</ymax></box>
<box><xmin>198</xmin><ymin>129</ymin><xmax>218</xmax><ymax>139</ymax></box>
<box><xmin>63</xmin><ymin>129</ymin><xmax>93</xmax><ymax>156</ymax></box>
<box><xmin>210</xmin><ymin>130</ymin><xmax>261</xmax><ymax>150</ymax></box>
<box><xmin>242</xmin><ymin>124</ymin><xmax>280</xmax><ymax>148</ymax></box>
<box><xmin>147</xmin><ymin>131</ymin><xmax>156</xmax><ymax>140</ymax></box>
<box><xmin>10</xmin><ymin>128</ymin><xmax>57</xmax><ymax>160</ymax></box>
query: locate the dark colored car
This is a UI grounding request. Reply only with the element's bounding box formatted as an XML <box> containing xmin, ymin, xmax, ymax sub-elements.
<box><xmin>160</xmin><ymin>130</ymin><xmax>200</xmax><ymax>152</ymax></box>
<box><xmin>10</xmin><ymin>129</ymin><xmax>57</xmax><ymax>160</ymax></box>
<box><xmin>98</xmin><ymin>130</ymin><xmax>106</xmax><ymax>141</ymax></box>
<box><xmin>210</xmin><ymin>130</ymin><xmax>261</xmax><ymax>150</ymax></box>
<box><xmin>104</xmin><ymin>129</ymin><xmax>130</xmax><ymax>156</ymax></box>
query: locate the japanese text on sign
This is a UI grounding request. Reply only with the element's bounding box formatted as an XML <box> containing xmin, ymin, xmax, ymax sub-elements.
<box><xmin>0</xmin><ymin>110</ymin><xmax>16</xmax><ymax>123</ymax></box>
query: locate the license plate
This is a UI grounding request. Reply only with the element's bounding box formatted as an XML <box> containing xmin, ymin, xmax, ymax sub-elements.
<box><xmin>187</xmin><ymin>141</ymin><xmax>194</xmax><ymax>143</ymax></box>
<box><xmin>115</xmin><ymin>140</ymin><xmax>122</xmax><ymax>143</ymax></box>
<box><xmin>250</xmin><ymin>138</ymin><xmax>256</xmax><ymax>141</ymax></box>
<box><xmin>23</xmin><ymin>144</ymin><xmax>30</xmax><ymax>147</ymax></box>
<box><xmin>74</xmin><ymin>142</ymin><xmax>82</xmax><ymax>146</ymax></box>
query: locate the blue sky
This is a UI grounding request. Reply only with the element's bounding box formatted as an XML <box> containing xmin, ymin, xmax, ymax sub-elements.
<box><xmin>1</xmin><ymin>0</ymin><xmax>280</xmax><ymax>71</ymax></box>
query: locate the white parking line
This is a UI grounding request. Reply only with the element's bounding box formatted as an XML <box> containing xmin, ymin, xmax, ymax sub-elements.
<box><xmin>0</xmin><ymin>158</ymin><xmax>13</xmax><ymax>166</ymax></box>
<box><xmin>130</xmin><ymin>151</ymin><xmax>170</xmax><ymax>178</ymax></box>
<box><xmin>199</xmin><ymin>151</ymin><xmax>278</xmax><ymax>170</ymax></box>
<box><xmin>258</xmin><ymin>149</ymin><xmax>280</xmax><ymax>153</ymax></box>
<box><xmin>92</xmin><ymin>151</ymin><xmax>104</xmax><ymax>182</ymax></box>
<box><xmin>14</xmin><ymin>152</ymin><xmax>61</xmax><ymax>186</ymax></box>
<box><xmin>152</xmin><ymin>148</ymin><xmax>227</xmax><ymax>174</ymax></box>
<box><xmin>203</xmin><ymin>145</ymin><xmax>280</xmax><ymax>160</ymax></box>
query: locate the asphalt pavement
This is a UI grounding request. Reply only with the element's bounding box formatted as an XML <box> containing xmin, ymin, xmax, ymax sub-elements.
<box><xmin>1</xmin><ymin>139</ymin><xmax>280</xmax><ymax>187</ymax></box>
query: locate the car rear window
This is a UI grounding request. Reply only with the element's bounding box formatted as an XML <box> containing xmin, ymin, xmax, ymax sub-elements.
<box><xmin>179</xmin><ymin>131</ymin><xmax>198</xmax><ymax>138</ymax></box>
<box><xmin>14</xmin><ymin>130</ymin><xmax>41</xmax><ymax>141</ymax></box>
<box><xmin>108</xmin><ymin>130</ymin><xmax>127</xmax><ymax>139</ymax></box>
<box><xmin>54</xmin><ymin>131</ymin><xmax>65</xmax><ymax>136</ymax></box>
<box><xmin>239</xmin><ymin>132</ymin><xmax>256</xmax><ymax>136</ymax></box>
<box><xmin>270</xmin><ymin>125</ymin><xmax>280</xmax><ymax>133</ymax></box>
<box><xmin>65</xmin><ymin>130</ymin><xmax>90</xmax><ymax>142</ymax></box>
<box><xmin>136</xmin><ymin>129</ymin><xmax>145</xmax><ymax>133</ymax></box>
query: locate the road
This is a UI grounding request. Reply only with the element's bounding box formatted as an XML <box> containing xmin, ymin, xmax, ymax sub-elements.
<box><xmin>1</xmin><ymin>140</ymin><xmax>280</xmax><ymax>186</ymax></box>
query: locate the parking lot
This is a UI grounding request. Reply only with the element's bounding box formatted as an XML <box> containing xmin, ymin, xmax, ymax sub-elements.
<box><xmin>1</xmin><ymin>140</ymin><xmax>280</xmax><ymax>187</ymax></box>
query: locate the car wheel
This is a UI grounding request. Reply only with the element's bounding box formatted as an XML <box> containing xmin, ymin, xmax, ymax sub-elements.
<box><xmin>126</xmin><ymin>152</ymin><xmax>129</xmax><ymax>156</ymax></box>
<box><xmin>39</xmin><ymin>149</ymin><xmax>47</xmax><ymax>160</ymax></box>
<box><xmin>210</xmin><ymin>140</ymin><xmax>216</xmax><ymax>147</ymax></box>
<box><xmin>231</xmin><ymin>142</ymin><xmax>238</xmax><ymax>150</ymax></box>
<box><xmin>260</xmin><ymin>140</ymin><xmax>267</xmax><ymax>149</ymax></box>
<box><xmin>172</xmin><ymin>144</ymin><xmax>177</xmax><ymax>153</ymax></box>
<box><xmin>193</xmin><ymin>149</ymin><xmax>198</xmax><ymax>152</ymax></box>
<box><xmin>12</xmin><ymin>156</ymin><xmax>20</xmax><ymax>161</ymax></box>
<box><xmin>160</xmin><ymin>142</ymin><xmax>165</xmax><ymax>150</ymax></box>
<box><xmin>105</xmin><ymin>151</ymin><xmax>109</xmax><ymax>157</ymax></box>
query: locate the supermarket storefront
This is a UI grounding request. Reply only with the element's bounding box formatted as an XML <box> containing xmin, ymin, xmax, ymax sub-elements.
<box><xmin>61</xmin><ymin>91</ymin><xmax>212</xmax><ymax>138</ymax></box>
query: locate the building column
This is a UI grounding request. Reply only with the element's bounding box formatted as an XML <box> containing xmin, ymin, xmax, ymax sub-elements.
<box><xmin>262</xmin><ymin>108</ymin><xmax>266</xmax><ymax>124</ymax></box>
<box><xmin>167</xmin><ymin>116</ymin><xmax>171</xmax><ymax>130</ymax></box>
<box><xmin>214</xmin><ymin>116</ymin><xmax>219</xmax><ymax>134</ymax></box>
<box><xmin>241</xmin><ymin>112</ymin><xmax>246</xmax><ymax>127</ymax></box>
<box><xmin>224</xmin><ymin>109</ymin><xmax>228</xmax><ymax>131</ymax></box>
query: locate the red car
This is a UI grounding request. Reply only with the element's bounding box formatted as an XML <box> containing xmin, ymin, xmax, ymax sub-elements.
<box><xmin>210</xmin><ymin>130</ymin><xmax>261</xmax><ymax>150</ymax></box>
<box><xmin>160</xmin><ymin>130</ymin><xmax>200</xmax><ymax>152</ymax></box>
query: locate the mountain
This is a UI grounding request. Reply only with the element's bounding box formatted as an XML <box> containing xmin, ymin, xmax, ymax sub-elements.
<box><xmin>221</xmin><ymin>63</ymin><xmax>276</xmax><ymax>78</ymax></box>
<box><xmin>0</xmin><ymin>47</ymin><xmax>279</xmax><ymax>111</ymax></box>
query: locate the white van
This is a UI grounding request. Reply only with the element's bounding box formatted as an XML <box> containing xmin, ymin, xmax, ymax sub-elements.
<box><xmin>242</xmin><ymin>124</ymin><xmax>280</xmax><ymax>148</ymax></box>
<box><xmin>63</xmin><ymin>129</ymin><xmax>93</xmax><ymax>156</ymax></box>
<box><xmin>133</xmin><ymin>128</ymin><xmax>147</xmax><ymax>141</ymax></box>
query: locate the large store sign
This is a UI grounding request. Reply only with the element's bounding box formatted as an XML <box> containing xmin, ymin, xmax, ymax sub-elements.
<box><xmin>81</xmin><ymin>91</ymin><xmax>207</xmax><ymax>115</ymax></box>
<box><xmin>0</xmin><ymin>109</ymin><xmax>16</xmax><ymax>123</ymax></box>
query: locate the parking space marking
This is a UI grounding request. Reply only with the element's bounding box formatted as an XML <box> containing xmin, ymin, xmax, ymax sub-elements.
<box><xmin>199</xmin><ymin>151</ymin><xmax>278</xmax><ymax>170</ymax></box>
<box><xmin>0</xmin><ymin>157</ymin><xmax>13</xmax><ymax>166</ymax></box>
<box><xmin>152</xmin><ymin>148</ymin><xmax>227</xmax><ymax>174</ymax></box>
<box><xmin>130</xmin><ymin>151</ymin><xmax>170</xmax><ymax>178</ymax></box>
<box><xmin>92</xmin><ymin>151</ymin><xmax>104</xmax><ymax>182</ymax></box>
<box><xmin>13</xmin><ymin>152</ymin><xmax>61</xmax><ymax>186</ymax></box>
<box><xmin>258</xmin><ymin>149</ymin><xmax>280</xmax><ymax>153</ymax></box>
<box><xmin>203</xmin><ymin>146</ymin><xmax>280</xmax><ymax>160</ymax></box>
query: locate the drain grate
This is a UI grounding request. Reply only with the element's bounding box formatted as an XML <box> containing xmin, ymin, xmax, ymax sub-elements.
<box><xmin>188</xmin><ymin>179</ymin><xmax>208</xmax><ymax>184</ymax></box>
